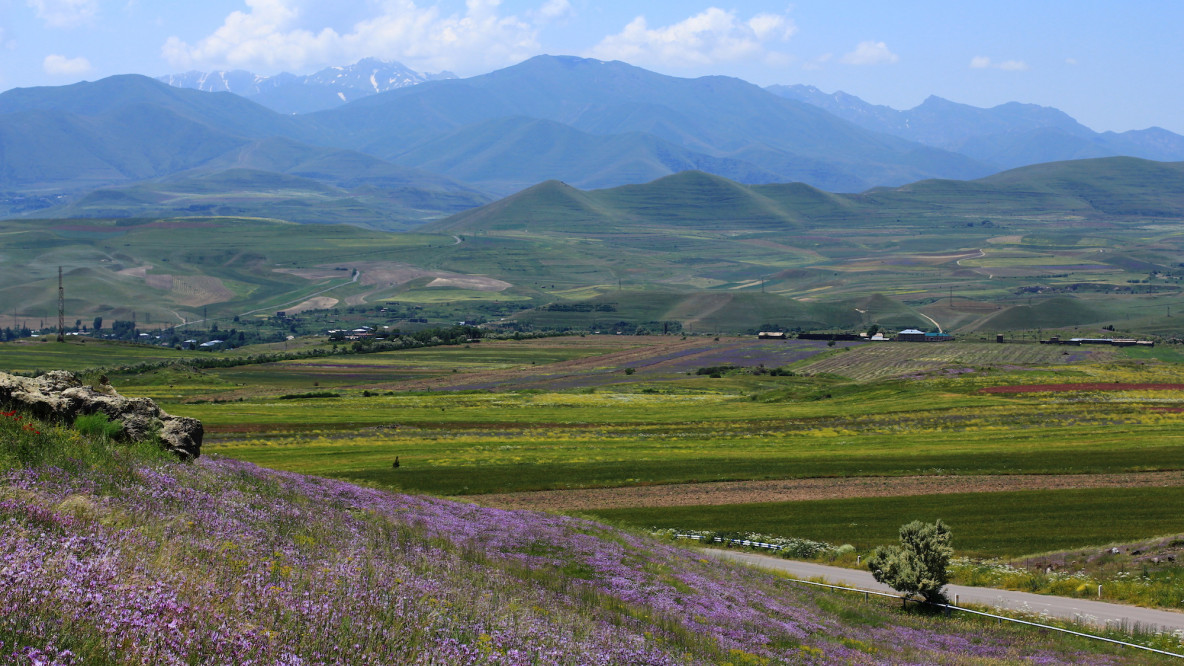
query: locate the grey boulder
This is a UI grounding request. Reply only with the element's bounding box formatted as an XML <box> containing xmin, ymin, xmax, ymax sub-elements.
<box><xmin>0</xmin><ymin>370</ymin><xmax>202</xmax><ymax>460</ymax></box>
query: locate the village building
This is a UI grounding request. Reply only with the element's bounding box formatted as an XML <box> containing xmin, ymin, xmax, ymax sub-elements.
<box><xmin>896</xmin><ymin>329</ymin><xmax>953</xmax><ymax>342</ymax></box>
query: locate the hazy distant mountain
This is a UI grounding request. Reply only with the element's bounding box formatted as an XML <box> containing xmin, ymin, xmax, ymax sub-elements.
<box><xmin>767</xmin><ymin>84</ymin><xmax>1184</xmax><ymax>169</ymax></box>
<box><xmin>0</xmin><ymin>76</ymin><xmax>486</xmax><ymax>224</ymax></box>
<box><xmin>41</xmin><ymin>136</ymin><xmax>490</xmax><ymax>228</ymax></box>
<box><xmin>0</xmin><ymin>75</ymin><xmax>314</xmax><ymax>192</ymax></box>
<box><xmin>159</xmin><ymin>58</ymin><xmax>456</xmax><ymax>114</ymax></box>
<box><xmin>315</xmin><ymin>55</ymin><xmax>992</xmax><ymax>192</ymax></box>
<box><xmin>389</xmin><ymin>116</ymin><xmax>785</xmax><ymax>196</ymax></box>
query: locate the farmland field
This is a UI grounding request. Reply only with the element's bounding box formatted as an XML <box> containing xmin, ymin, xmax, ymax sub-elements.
<box><xmin>7</xmin><ymin>333</ymin><xmax>1184</xmax><ymax>611</ymax></box>
<box><xmin>793</xmin><ymin>342</ymin><xmax>1115</xmax><ymax>381</ymax></box>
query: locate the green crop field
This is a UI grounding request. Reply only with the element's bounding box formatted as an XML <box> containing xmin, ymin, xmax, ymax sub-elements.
<box><xmin>587</xmin><ymin>487</ymin><xmax>1184</xmax><ymax>558</ymax></box>
<box><xmin>150</xmin><ymin>338</ymin><xmax>1184</xmax><ymax>502</ymax></box>
<box><xmin>0</xmin><ymin>338</ymin><xmax>205</xmax><ymax>373</ymax></box>
<box><xmin>194</xmin><ymin>384</ymin><xmax>1184</xmax><ymax>496</ymax></box>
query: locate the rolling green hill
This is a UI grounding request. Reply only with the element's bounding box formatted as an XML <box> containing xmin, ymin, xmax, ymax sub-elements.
<box><xmin>429</xmin><ymin>158</ymin><xmax>1184</xmax><ymax>237</ymax></box>
<box><xmin>3</xmin><ymin>157</ymin><xmax>1183</xmax><ymax>336</ymax></box>
<box><xmin>429</xmin><ymin>171</ymin><xmax>805</xmax><ymax>234</ymax></box>
<box><xmin>420</xmin><ymin>157</ymin><xmax>1184</xmax><ymax>334</ymax></box>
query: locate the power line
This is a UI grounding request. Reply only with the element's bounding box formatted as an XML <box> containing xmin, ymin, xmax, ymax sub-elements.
<box><xmin>57</xmin><ymin>267</ymin><xmax>64</xmax><ymax>343</ymax></box>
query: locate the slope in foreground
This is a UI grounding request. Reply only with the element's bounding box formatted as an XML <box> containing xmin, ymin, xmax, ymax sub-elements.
<box><xmin>0</xmin><ymin>412</ymin><xmax>1148</xmax><ymax>664</ymax></box>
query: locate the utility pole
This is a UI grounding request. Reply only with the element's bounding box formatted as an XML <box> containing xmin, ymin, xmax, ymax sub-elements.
<box><xmin>57</xmin><ymin>267</ymin><xmax>65</xmax><ymax>342</ymax></box>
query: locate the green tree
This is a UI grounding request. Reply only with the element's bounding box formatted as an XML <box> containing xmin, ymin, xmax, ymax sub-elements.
<box><xmin>866</xmin><ymin>519</ymin><xmax>952</xmax><ymax>605</ymax></box>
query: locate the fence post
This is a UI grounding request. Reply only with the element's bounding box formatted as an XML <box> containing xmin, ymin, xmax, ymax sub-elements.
<box><xmin>1098</xmin><ymin>585</ymin><xmax>1102</xmax><ymax>599</ymax></box>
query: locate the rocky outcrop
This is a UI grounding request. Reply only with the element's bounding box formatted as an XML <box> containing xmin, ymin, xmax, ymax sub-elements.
<box><xmin>0</xmin><ymin>370</ymin><xmax>202</xmax><ymax>460</ymax></box>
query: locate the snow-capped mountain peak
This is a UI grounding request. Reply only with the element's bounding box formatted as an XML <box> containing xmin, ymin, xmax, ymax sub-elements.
<box><xmin>157</xmin><ymin>58</ymin><xmax>456</xmax><ymax>113</ymax></box>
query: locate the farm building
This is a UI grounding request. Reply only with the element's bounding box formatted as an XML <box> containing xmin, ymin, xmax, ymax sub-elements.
<box><xmin>1043</xmin><ymin>336</ymin><xmax>1154</xmax><ymax>347</ymax></box>
<box><xmin>896</xmin><ymin>329</ymin><xmax>953</xmax><ymax>342</ymax></box>
<box><xmin>758</xmin><ymin>331</ymin><xmax>787</xmax><ymax>340</ymax></box>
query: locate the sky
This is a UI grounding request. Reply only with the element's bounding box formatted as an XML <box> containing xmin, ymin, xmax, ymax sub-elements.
<box><xmin>1</xmin><ymin>0</ymin><xmax>1181</xmax><ymax>135</ymax></box>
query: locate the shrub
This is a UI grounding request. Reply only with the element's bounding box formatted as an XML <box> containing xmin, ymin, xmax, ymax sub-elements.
<box><xmin>74</xmin><ymin>412</ymin><xmax>123</xmax><ymax>440</ymax></box>
<box><xmin>695</xmin><ymin>365</ymin><xmax>736</xmax><ymax>376</ymax></box>
<box><xmin>866</xmin><ymin>519</ymin><xmax>953</xmax><ymax>605</ymax></box>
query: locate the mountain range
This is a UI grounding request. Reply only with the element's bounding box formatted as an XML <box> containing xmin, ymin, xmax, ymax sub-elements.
<box><xmin>767</xmin><ymin>85</ymin><xmax>1184</xmax><ymax>170</ymax></box>
<box><xmin>3</xmin><ymin>54</ymin><xmax>1183</xmax><ymax>225</ymax></box>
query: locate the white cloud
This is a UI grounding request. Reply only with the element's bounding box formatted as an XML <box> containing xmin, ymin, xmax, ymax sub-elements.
<box><xmin>534</xmin><ymin>0</ymin><xmax>571</xmax><ymax>21</ymax></box>
<box><xmin>162</xmin><ymin>0</ymin><xmax>547</xmax><ymax>75</ymax></box>
<box><xmin>748</xmin><ymin>13</ymin><xmax>796</xmax><ymax>41</ymax></box>
<box><xmin>43</xmin><ymin>53</ymin><xmax>92</xmax><ymax>75</ymax></box>
<box><xmin>839</xmin><ymin>41</ymin><xmax>897</xmax><ymax>66</ymax></box>
<box><xmin>970</xmin><ymin>56</ymin><xmax>1029</xmax><ymax>71</ymax></box>
<box><xmin>26</xmin><ymin>0</ymin><xmax>98</xmax><ymax>28</ymax></box>
<box><xmin>586</xmin><ymin>7</ymin><xmax>796</xmax><ymax>67</ymax></box>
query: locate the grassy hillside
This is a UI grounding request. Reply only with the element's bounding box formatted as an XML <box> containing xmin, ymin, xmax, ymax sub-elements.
<box><xmin>416</xmin><ymin>158</ymin><xmax>1184</xmax><ymax>334</ymax></box>
<box><xmin>0</xmin><ymin>217</ymin><xmax>523</xmax><ymax>330</ymax></box>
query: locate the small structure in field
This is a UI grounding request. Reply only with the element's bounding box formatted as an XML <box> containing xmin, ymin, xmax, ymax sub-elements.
<box><xmin>758</xmin><ymin>331</ymin><xmax>787</xmax><ymax>340</ymax></box>
<box><xmin>896</xmin><ymin>329</ymin><xmax>953</xmax><ymax>342</ymax></box>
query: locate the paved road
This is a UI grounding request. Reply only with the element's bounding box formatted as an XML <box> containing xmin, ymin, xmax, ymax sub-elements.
<box><xmin>706</xmin><ymin>549</ymin><xmax>1184</xmax><ymax>634</ymax></box>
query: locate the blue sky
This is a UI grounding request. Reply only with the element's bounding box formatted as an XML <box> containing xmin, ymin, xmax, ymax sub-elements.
<box><xmin>2</xmin><ymin>1</ymin><xmax>1181</xmax><ymax>134</ymax></box>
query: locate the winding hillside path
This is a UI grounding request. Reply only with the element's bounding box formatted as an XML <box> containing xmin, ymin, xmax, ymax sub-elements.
<box><xmin>707</xmin><ymin>550</ymin><xmax>1184</xmax><ymax>633</ymax></box>
<box><xmin>917</xmin><ymin>311</ymin><xmax>944</xmax><ymax>333</ymax></box>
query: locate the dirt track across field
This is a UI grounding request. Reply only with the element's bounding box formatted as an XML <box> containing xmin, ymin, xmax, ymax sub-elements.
<box><xmin>474</xmin><ymin>470</ymin><xmax>1184</xmax><ymax>511</ymax></box>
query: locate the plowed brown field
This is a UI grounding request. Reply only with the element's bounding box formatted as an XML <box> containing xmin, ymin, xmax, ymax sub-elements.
<box><xmin>475</xmin><ymin>471</ymin><xmax>1184</xmax><ymax>511</ymax></box>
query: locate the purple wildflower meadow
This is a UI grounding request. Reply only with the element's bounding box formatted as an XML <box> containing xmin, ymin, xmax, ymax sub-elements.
<box><xmin>0</xmin><ymin>422</ymin><xmax>1139</xmax><ymax>664</ymax></box>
